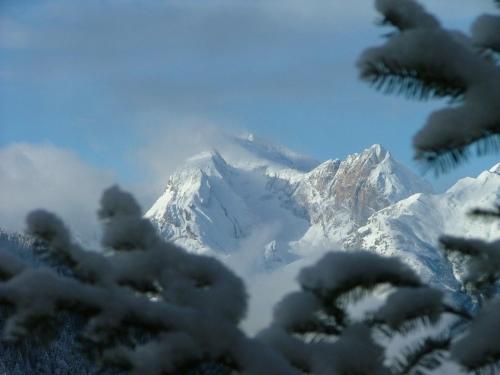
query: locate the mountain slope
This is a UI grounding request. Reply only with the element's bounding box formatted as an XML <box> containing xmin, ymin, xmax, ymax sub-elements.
<box><xmin>348</xmin><ymin>164</ymin><xmax>500</xmax><ymax>285</ymax></box>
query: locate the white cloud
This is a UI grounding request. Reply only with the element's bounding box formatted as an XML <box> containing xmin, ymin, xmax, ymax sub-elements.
<box><xmin>0</xmin><ymin>143</ymin><xmax>115</xmax><ymax>242</ymax></box>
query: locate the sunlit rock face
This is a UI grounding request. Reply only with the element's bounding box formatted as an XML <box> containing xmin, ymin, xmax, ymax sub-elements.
<box><xmin>292</xmin><ymin>144</ymin><xmax>432</xmax><ymax>248</ymax></box>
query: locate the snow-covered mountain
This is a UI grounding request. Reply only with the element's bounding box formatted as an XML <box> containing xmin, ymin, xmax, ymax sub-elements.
<box><xmin>146</xmin><ymin>136</ymin><xmax>428</xmax><ymax>259</ymax></box>
<box><xmin>144</xmin><ymin>134</ymin><xmax>500</xmax><ymax>290</ymax></box>
<box><xmin>290</xmin><ymin>144</ymin><xmax>433</xmax><ymax>253</ymax></box>
<box><xmin>145</xmin><ymin>139</ymin><xmax>312</xmax><ymax>261</ymax></box>
<box><xmin>348</xmin><ymin>164</ymin><xmax>500</xmax><ymax>286</ymax></box>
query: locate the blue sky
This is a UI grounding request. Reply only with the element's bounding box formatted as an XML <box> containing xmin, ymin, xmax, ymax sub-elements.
<box><xmin>1</xmin><ymin>0</ymin><xmax>499</xmax><ymax>226</ymax></box>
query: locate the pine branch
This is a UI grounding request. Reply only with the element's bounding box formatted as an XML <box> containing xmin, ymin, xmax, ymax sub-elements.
<box><xmin>469</xmin><ymin>205</ymin><xmax>500</xmax><ymax>220</ymax></box>
<box><xmin>472</xmin><ymin>363</ymin><xmax>500</xmax><ymax>375</ymax></box>
<box><xmin>415</xmin><ymin>132</ymin><xmax>500</xmax><ymax>175</ymax></box>
<box><xmin>383</xmin><ymin>316</ymin><xmax>443</xmax><ymax>338</ymax></box>
<box><xmin>360</xmin><ymin>59</ymin><xmax>467</xmax><ymax>101</ymax></box>
<box><xmin>443</xmin><ymin>304</ymin><xmax>473</xmax><ymax>321</ymax></box>
<box><xmin>391</xmin><ymin>336</ymin><xmax>450</xmax><ymax>375</ymax></box>
<box><xmin>377</xmin><ymin>12</ymin><xmax>411</xmax><ymax>31</ymax></box>
<box><xmin>289</xmin><ymin>317</ymin><xmax>342</xmax><ymax>337</ymax></box>
<box><xmin>457</xmin><ymin>356</ymin><xmax>500</xmax><ymax>374</ymax></box>
<box><xmin>374</xmin><ymin>0</ymin><xmax>440</xmax><ymax>31</ymax></box>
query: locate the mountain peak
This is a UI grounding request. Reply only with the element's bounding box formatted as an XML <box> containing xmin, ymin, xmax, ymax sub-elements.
<box><xmin>363</xmin><ymin>144</ymin><xmax>388</xmax><ymax>160</ymax></box>
<box><xmin>147</xmin><ymin>138</ymin><xmax>433</xmax><ymax>260</ymax></box>
<box><xmin>186</xmin><ymin>149</ymin><xmax>224</xmax><ymax>163</ymax></box>
<box><xmin>369</xmin><ymin>143</ymin><xmax>384</xmax><ymax>153</ymax></box>
<box><xmin>185</xmin><ymin>149</ymin><xmax>230</xmax><ymax>176</ymax></box>
<box><xmin>344</xmin><ymin>144</ymin><xmax>390</xmax><ymax>166</ymax></box>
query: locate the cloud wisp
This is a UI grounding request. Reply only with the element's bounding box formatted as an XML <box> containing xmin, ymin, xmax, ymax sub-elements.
<box><xmin>0</xmin><ymin>143</ymin><xmax>115</xmax><ymax>242</ymax></box>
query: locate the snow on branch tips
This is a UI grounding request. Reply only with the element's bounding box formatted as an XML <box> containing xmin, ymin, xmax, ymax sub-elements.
<box><xmin>0</xmin><ymin>185</ymin><xmax>298</xmax><ymax>374</ymax></box>
<box><xmin>359</xmin><ymin>0</ymin><xmax>500</xmax><ymax>172</ymax></box>
<box><xmin>375</xmin><ymin>287</ymin><xmax>444</xmax><ymax>329</ymax></box>
<box><xmin>472</xmin><ymin>14</ymin><xmax>500</xmax><ymax>54</ymax></box>
<box><xmin>375</xmin><ymin>0</ymin><xmax>440</xmax><ymax>31</ymax></box>
<box><xmin>258</xmin><ymin>250</ymin><xmax>458</xmax><ymax>375</ymax></box>
<box><xmin>451</xmin><ymin>300</ymin><xmax>500</xmax><ymax>371</ymax></box>
<box><xmin>298</xmin><ymin>251</ymin><xmax>421</xmax><ymax>300</ymax></box>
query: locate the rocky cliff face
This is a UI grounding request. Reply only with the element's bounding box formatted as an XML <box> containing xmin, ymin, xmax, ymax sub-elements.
<box><xmin>291</xmin><ymin>144</ymin><xmax>433</xmax><ymax>251</ymax></box>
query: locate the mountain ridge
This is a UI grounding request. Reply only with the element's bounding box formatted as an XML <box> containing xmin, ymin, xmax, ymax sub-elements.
<box><xmin>145</xmin><ymin>135</ymin><xmax>499</xmax><ymax>290</ymax></box>
<box><xmin>144</xmin><ymin>137</ymin><xmax>441</xmax><ymax>274</ymax></box>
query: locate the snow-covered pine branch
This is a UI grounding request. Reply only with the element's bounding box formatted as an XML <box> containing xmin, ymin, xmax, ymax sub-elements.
<box><xmin>374</xmin><ymin>287</ymin><xmax>444</xmax><ymax>330</ymax></box>
<box><xmin>389</xmin><ymin>335</ymin><xmax>450</xmax><ymax>375</ymax></box>
<box><xmin>258</xmin><ymin>251</ymin><xmax>464</xmax><ymax>375</ymax></box>
<box><xmin>359</xmin><ymin>3</ymin><xmax>500</xmax><ymax>371</ymax></box>
<box><xmin>451</xmin><ymin>300</ymin><xmax>500</xmax><ymax>372</ymax></box>
<box><xmin>438</xmin><ymin>230</ymin><xmax>500</xmax><ymax>372</ymax></box>
<box><xmin>0</xmin><ymin>186</ymin><xmax>297</xmax><ymax>375</ymax></box>
<box><xmin>472</xmin><ymin>14</ymin><xmax>500</xmax><ymax>54</ymax></box>
<box><xmin>440</xmin><ymin>235</ymin><xmax>500</xmax><ymax>292</ymax></box>
<box><xmin>358</xmin><ymin>0</ymin><xmax>500</xmax><ymax>172</ymax></box>
<box><xmin>375</xmin><ymin>0</ymin><xmax>440</xmax><ymax>31</ymax></box>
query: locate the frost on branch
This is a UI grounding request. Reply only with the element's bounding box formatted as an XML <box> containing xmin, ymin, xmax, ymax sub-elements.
<box><xmin>0</xmin><ymin>185</ymin><xmax>296</xmax><ymax>374</ymax></box>
<box><xmin>259</xmin><ymin>323</ymin><xmax>388</xmax><ymax>375</ymax></box>
<box><xmin>359</xmin><ymin>0</ymin><xmax>500</xmax><ymax>172</ymax></box>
